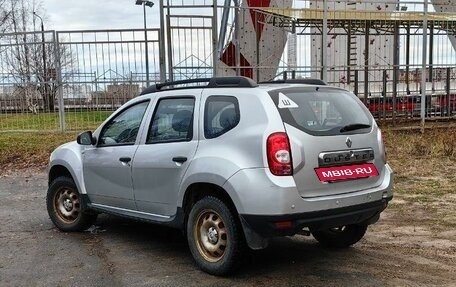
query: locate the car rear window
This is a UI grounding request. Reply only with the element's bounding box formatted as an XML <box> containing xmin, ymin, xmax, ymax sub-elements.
<box><xmin>268</xmin><ymin>87</ymin><xmax>373</xmax><ymax>136</ymax></box>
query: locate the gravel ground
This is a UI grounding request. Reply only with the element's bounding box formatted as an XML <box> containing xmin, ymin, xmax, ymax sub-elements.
<box><xmin>1</xmin><ymin>170</ymin><xmax>455</xmax><ymax>287</ymax></box>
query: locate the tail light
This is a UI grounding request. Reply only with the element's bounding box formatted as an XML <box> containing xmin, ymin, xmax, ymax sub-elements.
<box><xmin>267</xmin><ymin>132</ymin><xmax>293</xmax><ymax>176</ymax></box>
<box><xmin>378</xmin><ymin>129</ymin><xmax>387</xmax><ymax>164</ymax></box>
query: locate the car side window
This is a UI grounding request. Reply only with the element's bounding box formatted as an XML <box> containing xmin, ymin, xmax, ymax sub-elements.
<box><xmin>98</xmin><ymin>101</ymin><xmax>149</xmax><ymax>146</ymax></box>
<box><xmin>147</xmin><ymin>98</ymin><xmax>195</xmax><ymax>144</ymax></box>
<box><xmin>204</xmin><ymin>96</ymin><xmax>240</xmax><ymax>139</ymax></box>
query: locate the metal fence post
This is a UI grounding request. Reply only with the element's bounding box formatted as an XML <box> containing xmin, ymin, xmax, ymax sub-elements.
<box><xmin>364</xmin><ymin>21</ymin><xmax>370</xmax><ymax>104</ymax></box>
<box><xmin>382</xmin><ymin>69</ymin><xmax>387</xmax><ymax>120</ymax></box>
<box><xmin>165</xmin><ymin>2</ymin><xmax>174</xmax><ymax>82</ymax></box>
<box><xmin>234</xmin><ymin>0</ymin><xmax>241</xmax><ymax>76</ymax></box>
<box><xmin>54</xmin><ymin>31</ymin><xmax>65</xmax><ymax>132</ymax></box>
<box><xmin>420</xmin><ymin>0</ymin><xmax>429</xmax><ymax>128</ymax></box>
<box><xmin>321</xmin><ymin>0</ymin><xmax>328</xmax><ymax>82</ymax></box>
<box><xmin>354</xmin><ymin>70</ymin><xmax>359</xmax><ymax>97</ymax></box>
<box><xmin>212</xmin><ymin>0</ymin><xmax>218</xmax><ymax>77</ymax></box>
<box><xmin>446</xmin><ymin>67</ymin><xmax>451</xmax><ymax>117</ymax></box>
<box><xmin>159</xmin><ymin>0</ymin><xmax>167</xmax><ymax>82</ymax></box>
<box><xmin>142</xmin><ymin>3</ymin><xmax>150</xmax><ymax>87</ymax></box>
<box><xmin>218</xmin><ymin>0</ymin><xmax>231</xmax><ymax>61</ymax></box>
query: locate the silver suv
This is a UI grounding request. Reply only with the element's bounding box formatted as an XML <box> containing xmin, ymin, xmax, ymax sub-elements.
<box><xmin>47</xmin><ymin>77</ymin><xmax>393</xmax><ymax>275</ymax></box>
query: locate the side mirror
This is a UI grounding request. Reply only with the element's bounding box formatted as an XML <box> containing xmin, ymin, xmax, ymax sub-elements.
<box><xmin>77</xmin><ymin>131</ymin><xmax>96</xmax><ymax>146</ymax></box>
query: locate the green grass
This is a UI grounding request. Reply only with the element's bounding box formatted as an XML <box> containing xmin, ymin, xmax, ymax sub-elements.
<box><xmin>0</xmin><ymin>111</ymin><xmax>112</xmax><ymax>172</ymax></box>
<box><xmin>0</xmin><ymin>132</ymin><xmax>77</xmax><ymax>171</ymax></box>
<box><xmin>0</xmin><ymin>110</ymin><xmax>112</xmax><ymax>131</ymax></box>
<box><xmin>0</xmin><ymin>123</ymin><xmax>455</xmax><ymax>181</ymax></box>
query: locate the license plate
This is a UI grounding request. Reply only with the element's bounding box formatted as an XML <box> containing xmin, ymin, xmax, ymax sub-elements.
<box><xmin>315</xmin><ymin>163</ymin><xmax>379</xmax><ymax>182</ymax></box>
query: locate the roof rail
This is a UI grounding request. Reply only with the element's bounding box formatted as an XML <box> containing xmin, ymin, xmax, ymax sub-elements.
<box><xmin>140</xmin><ymin>76</ymin><xmax>258</xmax><ymax>95</ymax></box>
<box><xmin>260</xmin><ymin>78</ymin><xmax>328</xmax><ymax>86</ymax></box>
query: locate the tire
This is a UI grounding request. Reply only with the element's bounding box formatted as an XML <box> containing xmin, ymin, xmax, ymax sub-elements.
<box><xmin>312</xmin><ymin>224</ymin><xmax>367</xmax><ymax>248</ymax></box>
<box><xmin>47</xmin><ymin>176</ymin><xmax>97</xmax><ymax>232</ymax></box>
<box><xmin>186</xmin><ymin>196</ymin><xmax>244</xmax><ymax>276</ymax></box>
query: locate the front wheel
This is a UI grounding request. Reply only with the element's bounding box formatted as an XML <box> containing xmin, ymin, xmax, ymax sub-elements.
<box><xmin>312</xmin><ymin>224</ymin><xmax>367</xmax><ymax>248</ymax></box>
<box><xmin>186</xmin><ymin>196</ymin><xmax>244</xmax><ymax>276</ymax></box>
<box><xmin>47</xmin><ymin>176</ymin><xmax>97</xmax><ymax>232</ymax></box>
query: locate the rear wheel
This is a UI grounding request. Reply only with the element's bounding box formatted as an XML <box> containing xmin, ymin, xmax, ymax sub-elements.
<box><xmin>186</xmin><ymin>196</ymin><xmax>244</xmax><ymax>275</ymax></box>
<box><xmin>312</xmin><ymin>224</ymin><xmax>367</xmax><ymax>248</ymax></box>
<box><xmin>47</xmin><ymin>176</ymin><xmax>97</xmax><ymax>232</ymax></box>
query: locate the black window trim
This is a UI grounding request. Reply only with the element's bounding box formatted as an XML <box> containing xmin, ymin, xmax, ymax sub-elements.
<box><xmin>204</xmin><ymin>95</ymin><xmax>240</xmax><ymax>139</ymax></box>
<box><xmin>97</xmin><ymin>100</ymin><xmax>150</xmax><ymax>148</ymax></box>
<box><xmin>146</xmin><ymin>96</ymin><xmax>196</xmax><ymax>145</ymax></box>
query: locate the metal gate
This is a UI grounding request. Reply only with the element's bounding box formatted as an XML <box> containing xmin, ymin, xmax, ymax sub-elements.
<box><xmin>166</xmin><ymin>14</ymin><xmax>217</xmax><ymax>81</ymax></box>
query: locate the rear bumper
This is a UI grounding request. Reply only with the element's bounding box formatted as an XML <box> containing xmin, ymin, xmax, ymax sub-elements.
<box><xmin>223</xmin><ymin>164</ymin><xmax>393</xmax><ymax>249</ymax></box>
<box><xmin>240</xmin><ymin>196</ymin><xmax>392</xmax><ymax>238</ymax></box>
<box><xmin>223</xmin><ymin>164</ymin><xmax>394</xmax><ymax>215</ymax></box>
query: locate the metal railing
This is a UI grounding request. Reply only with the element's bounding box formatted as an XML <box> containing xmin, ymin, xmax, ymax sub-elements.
<box><xmin>0</xmin><ymin>0</ymin><xmax>455</xmax><ymax>132</ymax></box>
<box><xmin>0</xmin><ymin>29</ymin><xmax>162</xmax><ymax>131</ymax></box>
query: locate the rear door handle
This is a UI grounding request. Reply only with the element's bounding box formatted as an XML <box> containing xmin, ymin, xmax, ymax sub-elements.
<box><xmin>172</xmin><ymin>156</ymin><xmax>187</xmax><ymax>163</ymax></box>
<box><xmin>119</xmin><ymin>157</ymin><xmax>132</xmax><ymax>163</ymax></box>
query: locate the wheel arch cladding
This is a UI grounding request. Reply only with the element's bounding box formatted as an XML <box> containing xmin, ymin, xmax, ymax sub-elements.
<box><xmin>49</xmin><ymin>165</ymin><xmax>73</xmax><ymax>186</ymax></box>
<box><xmin>182</xmin><ymin>182</ymin><xmax>240</xmax><ymax>223</ymax></box>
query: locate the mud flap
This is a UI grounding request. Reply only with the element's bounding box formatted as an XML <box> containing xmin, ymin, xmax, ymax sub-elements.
<box><xmin>239</xmin><ymin>216</ymin><xmax>269</xmax><ymax>250</ymax></box>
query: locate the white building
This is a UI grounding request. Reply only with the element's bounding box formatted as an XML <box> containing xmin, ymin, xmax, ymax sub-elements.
<box><xmin>432</xmin><ymin>0</ymin><xmax>456</xmax><ymax>51</ymax></box>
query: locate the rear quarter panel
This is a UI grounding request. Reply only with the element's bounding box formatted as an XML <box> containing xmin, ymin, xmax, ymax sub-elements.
<box><xmin>177</xmin><ymin>88</ymin><xmax>286</xmax><ymax>210</ymax></box>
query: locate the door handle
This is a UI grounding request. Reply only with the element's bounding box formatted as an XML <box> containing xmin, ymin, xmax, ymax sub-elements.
<box><xmin>172</xmin><ymin>156</ymin><xmax>187</xmax><ymax>163</ymax></box>
<box><xmin>119</xmin><ymin>157</ymin><xmax>132</xmax><ymax>163</ymax></box>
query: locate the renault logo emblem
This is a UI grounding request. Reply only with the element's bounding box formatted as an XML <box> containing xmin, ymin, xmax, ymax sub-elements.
<box><xmin>346</xmin><ymin>137</ymin><xmax>352</xmax><ymax>148</ymax></box>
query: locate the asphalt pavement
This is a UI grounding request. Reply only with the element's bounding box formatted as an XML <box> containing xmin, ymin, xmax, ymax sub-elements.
<box><xmin>1</xmin><ymin>171</ymin><xmax>454</xmax><ymax>287</ymax></box>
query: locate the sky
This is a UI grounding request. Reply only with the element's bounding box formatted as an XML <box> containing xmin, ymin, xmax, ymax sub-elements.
<box><xmin>43</xmin><ymin>0</ymin><xmax>161</xmax><ymax>30</ymax></box>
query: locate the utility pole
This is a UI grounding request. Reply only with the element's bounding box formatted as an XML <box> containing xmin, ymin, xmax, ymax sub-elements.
<box><xmin>135</xmin><ymin>0</ymin><xmax>154</xmax><ymax>87</ymax></box>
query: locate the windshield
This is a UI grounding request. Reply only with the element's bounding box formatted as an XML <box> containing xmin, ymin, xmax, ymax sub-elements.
<box><xmin>268</xmin><ymin>87</ymin><xmax>373</xmax><ymax>136</ymax></box>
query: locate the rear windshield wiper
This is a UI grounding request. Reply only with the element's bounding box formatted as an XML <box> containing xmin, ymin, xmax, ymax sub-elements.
<box><xmin>339</xmin><ymin>123</ymin><xmax>371</xmax><ymax>133</ymax></box>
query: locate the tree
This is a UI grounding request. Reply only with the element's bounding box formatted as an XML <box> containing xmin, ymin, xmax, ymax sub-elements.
<box><xmin>0</xmin><ymin>0</ymin><xmax>12</xmax><ymax>34</ymax></box>
<box><xmin>0</xmin><ymin>0</ymin><xmax>75</xmax><ymax>112</ymax></box>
